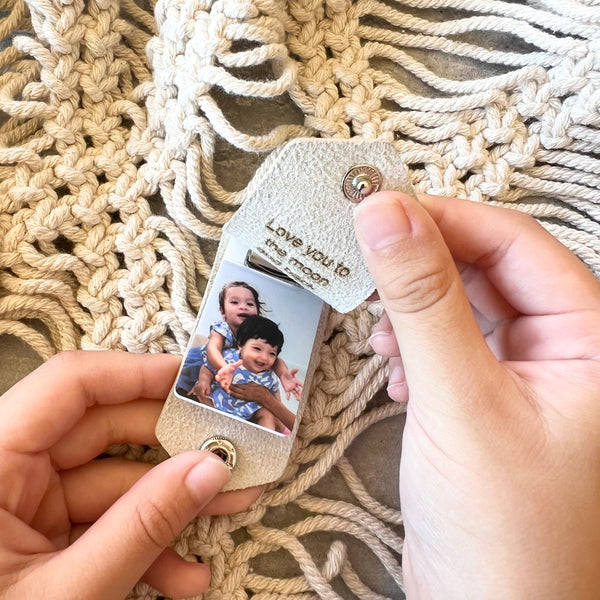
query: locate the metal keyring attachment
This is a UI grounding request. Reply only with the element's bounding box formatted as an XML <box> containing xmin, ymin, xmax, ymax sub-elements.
<box><xmin>200</xmin><ymin>436</ymin><xmax>237</xmax><ymax>470</ymax></box>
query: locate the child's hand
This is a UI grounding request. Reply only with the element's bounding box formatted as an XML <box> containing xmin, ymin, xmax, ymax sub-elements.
<box><xmin>0</xmin><ymin>352</ymin><xmax>262</xmax><ymax>600</ymax></box>
<box><xmin>191</xmin><ymin>365</ymin><xmax>213</xmax><ymax>400</ymax></box>
<box><xmin>190</xmin><ymin>382</ymin><xmax>211</xmax><ymax>403</ymax></box>
<box><xmin>279</xmin><ymin>368</ymin><xmax>303</xmax><ymax>401</ymax></box>
<box><xmin>355</xmin><ymin>192</ymin><xmax>600</xmax><ymax>599</ymax></box>
<box><xmin>215</xmin><ymin>360</ymin><xmax>242</xmax><ymax>393</ymax></box>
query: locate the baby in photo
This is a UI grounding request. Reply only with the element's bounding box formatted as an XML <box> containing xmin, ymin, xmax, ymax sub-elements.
<box><xmin>176</xmin><ymin>281</ymin><xmax>302</xmax><ymax>401</ymax></box>
<box><xmin>210</xmin><ymin>315</ymin><xmax>287</xmax><ymax>432</ymax></box>
<box><xmin>176</xmin><ymin>281</ymin><xmax>303</xmax><ymax>433</ymax></box>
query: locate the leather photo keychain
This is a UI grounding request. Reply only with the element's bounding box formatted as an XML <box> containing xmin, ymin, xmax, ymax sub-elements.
<box><xmin>156</xmin><ymin>138</ymin><xmax>415</xmax><ymax>490</ymax></box>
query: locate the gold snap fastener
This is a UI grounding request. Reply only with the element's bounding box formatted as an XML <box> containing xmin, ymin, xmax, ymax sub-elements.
<box><xmin>200</xmin><ymin>436</ymin><xmax>237</xmax><ymax>470</ymax></box>
<box><xmin>342</xmin><ymin>164</ymin><xmax>382</xmax><ymax>202</ymax></box>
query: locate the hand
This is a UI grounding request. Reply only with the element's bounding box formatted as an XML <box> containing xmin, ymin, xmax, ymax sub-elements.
<box><xmin>190</xmin><ymin>382</ymin><xmax>212</xmax><ymax>402</ymax></box>
<box><xmin>230</xmin><ymin>382</ymin><xmax>296</xmax><ymax>431</ymax></box>
<box><xmin>191</xmin><ymin>365</ymin><xmax>213</xmax><ymax>402</ymax></box>
<box><xmin>354</xmin><ymin>192</ymin><xmax>600</xmax><ymax>599</ymax></box>
<box><xmin>215</xmin><ymin>360</ymin><xmax>242</xmax><ymax>393</ymax></box>
<box><xmin>0</xmin><ymin>351</ymin><xmax>261</xmax><ymax>600</ymax></box>
<box><xmin>279</xmin><ymin>368</ymin><xmax>303</xmax><ymax>401</ymax></box>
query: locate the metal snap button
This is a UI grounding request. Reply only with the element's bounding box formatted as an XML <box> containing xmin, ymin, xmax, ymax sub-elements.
<box><xmin>342</xmin><ymin>164</ymin><xmax>382</xmax><ymax>202</ymax></box>
<box><xmin>200</xmin><ymin>436</ymin><xmax>237</xmax><ymax>470</ymax></box>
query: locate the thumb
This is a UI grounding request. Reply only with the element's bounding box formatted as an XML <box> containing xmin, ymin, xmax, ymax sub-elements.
<box><xmin>354</xmin><ymin>191</ymin><xmax>500</xmax><ymax>416</ymax></box>
<box><xmin>55</xmin><ymin>451</ymin><xmax>230</xmax><ymax>599</ymax></box>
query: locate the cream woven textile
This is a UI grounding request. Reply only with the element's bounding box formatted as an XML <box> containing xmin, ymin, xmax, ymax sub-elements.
<box><xmin>1</xmin><ymin>0</ymin><xmax>600</xmax><ymax>598</ymax></box>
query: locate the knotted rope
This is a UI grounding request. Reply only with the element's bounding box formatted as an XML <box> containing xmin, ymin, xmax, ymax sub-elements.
<box><xmin>1</xmin><ymin>0</ymin><xmax>600</xmax><ymax>598</ymax></box>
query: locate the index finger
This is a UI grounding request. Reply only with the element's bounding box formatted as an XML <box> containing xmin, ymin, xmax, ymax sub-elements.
<box><xmin>0</xmin><ymin>351</ymin><xmax>180</xmax><ymax>453</ymax></box>
<box><xmin>420</xmin><ymin>194</ymin><xmax>600</xmax><ymax>315</ymax></box>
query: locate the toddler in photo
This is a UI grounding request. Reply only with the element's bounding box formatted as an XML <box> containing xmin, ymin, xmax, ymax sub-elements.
<box><xmin>210</xmin><ymin>315</ymin><xmax>287</xmax><ymax>432</ymax></box>
<box><xmin>176</xmin><ymin>281</ymin><xmax>302</xmax><ymax>403</ymax></box>
<box><xmin>176</xmin><ymin>281</ymin><xmax>261</xmax><ymax>396</ymax></box>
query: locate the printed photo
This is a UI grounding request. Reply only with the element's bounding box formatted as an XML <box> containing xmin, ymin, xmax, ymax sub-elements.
<box><xmin>174</xmin><ymin>238</ymin><xmax>324</xmax><ymax>436</ymax></box>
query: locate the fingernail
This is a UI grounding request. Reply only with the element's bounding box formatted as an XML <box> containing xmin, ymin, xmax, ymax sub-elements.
<box><xmin>354</xmin><ymin>193</ymin><xmax>412</xmax><ymax>249</ymax></box>
<box><xmin>389</xmin><ymin>360</ymin><xmax>405</xmax><ymax>382</ymax></box>
<box><xmin>185</xmin><ymin>453</ymin><xmax>231</xmax><ymax>503</ymax></box>
<box><xmin>387</xmin><ymin>381</ymin><xmax>407</xmax><ymax>403</ymax></box>
<box><xmin>368</xmin><ymin>330</ymin><xmax>391</xmax><ymax>348</ymax></box>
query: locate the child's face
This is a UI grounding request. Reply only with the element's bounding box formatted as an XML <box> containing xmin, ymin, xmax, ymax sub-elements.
<box><xmin>239</xmin><ymin>338</ymin><xmax>278</xmax><ymax>373</ymax></box>
<box><xmin>221</xmin><ymin>286</ymin><xmax>258</xmax><ymax>330</ymax></box>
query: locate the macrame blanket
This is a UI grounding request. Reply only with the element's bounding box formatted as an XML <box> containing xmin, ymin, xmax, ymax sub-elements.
<box><xmin>1</xmin><ymin>0</ymin><xmax>600</xmax><ymax>598</ymax></box>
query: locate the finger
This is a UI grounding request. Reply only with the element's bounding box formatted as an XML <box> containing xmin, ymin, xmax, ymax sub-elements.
<box><xmin>71</xmin><ymin>527</ymin><xmax>216</xmax><ymax>599</ymax></box>
<box><xmin>61</xmin><ymin>458</ymin><xmax>262</xmax><ymax>524</ymax></box>
<box><xmin>456</xmin><ymin>261</ymin><xmax>518</xmax><ymax>326</ymax></box>
<box><xmin>377</xmin><ymin>306</ymin><xmax>540</xmax><ymax>364</ymax></box>
<box><xmin>370</xmin><ymin>266</ymin><xmax>516</xmax><ymax>359</ymax></box>
<box><xmin>0</xmin><ymin>351</ymin><xmax>181</xmax><ymax>453</ymax></box>
<box><xmin>142</xmin><ymin>547</ymin><xmax>210</xmax><ymax>599</ymax></box>
<box><xmin>228</xmin><ymin>384</ymin><xmax>245</xmax><ymax>399</ymax></box>
<box><xmin>386</xmin><ymin>356</ymin><xmax>408</xmax><ymax>403</ymax></box>
<box><xmin>216</xmin><ymin>360</ymin><xmax>242</xmax><ymax>381</ymax></box>
<box><xmin>354</xmin><ymin>192</ymin><xmax>506</xmax><ymax>415</ymax></box>
<box><xmin>419</xmin><ymin>194</ymin><xmax>600</xmax><ymax>314</ymax></box>
<box><xmin>62</xmin><ymin>459</ymin><xmax>153</xmax><ymax>524</ymax></box>
<box><xmin>369</xmin><ymin>312</ymin><xmax>400</xmax><ymax>357</ymax></box>
<box><xmin>48</xmin><ymin>451</ymin><xmax>230</xmax><ymax>600</ymax></box>
<box><xmin>69</xmin><ymin>522</ymin><xmax>91</xmax><ymax>544</ymax></box>
<box><xmin>202</xmin><ymin>484</ymin><xmax>263</xmax><ymax>515</ymax></box>
<box><xmin>229</xmin><ymin>382</ymin><xmax>262</xmax><ymax>401</ymax></box>
<box><xmin>490</xmin><ymin>311</ymin><xmax>600</xmax><ymax>361</ymax></box>
<box><xmin>369</xmin><ymin>276</ymin><xmax>518</xmax><ymax>358</ymax></box>
<box><xmin>370</xmin><ymin>316</ymin><xmax>507</xmax><ymax>412</ymax></box>
<box><xmin>50</xmin><ymin>399</ymin><xmax>164</xmax><ymax>470</ymax></box>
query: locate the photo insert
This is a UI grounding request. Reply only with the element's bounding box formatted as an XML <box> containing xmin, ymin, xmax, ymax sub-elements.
<box><xmin>174</xmin><ymin>238</ymin><xmax>324</xmax><ymax>436</ymax></box>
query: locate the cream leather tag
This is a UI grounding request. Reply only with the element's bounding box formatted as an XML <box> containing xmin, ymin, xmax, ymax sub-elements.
<box><xmin>156</xmin><ymin>235</ymin><xmax>327</xmax><ymax>490</ymax></box>
<box><xmin>156</xmin><ymin>138</ymin><xmax>414</xmax><ymax>490</ymax></box>
<box><xmin>224</xmin><ymin>138</ymin><xmax>415</xmax><ymax>312</ymax></box>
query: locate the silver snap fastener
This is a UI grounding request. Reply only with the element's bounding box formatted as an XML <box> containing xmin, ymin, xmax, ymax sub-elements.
<box><xmin>342</xmin><ymin>164</ymin><xmax>382</xmax><ymax>202</ymax></box>
<box><xmin>200</xmin><ymin>436</ymin><xmax>237</xmax><ymax>470</ymax></box>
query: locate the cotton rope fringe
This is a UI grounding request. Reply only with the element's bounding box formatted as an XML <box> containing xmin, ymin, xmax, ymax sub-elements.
<box><xmin>1</xmin><ymin>0</ymin><xmax>600</xmax><ymax>598</ymax></box>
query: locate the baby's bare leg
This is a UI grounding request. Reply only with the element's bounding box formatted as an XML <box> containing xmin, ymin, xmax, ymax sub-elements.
<box><xmin>254</xmin><ymin>407</ymin><xmax>277</xmax><ymax>431</ymax></box>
